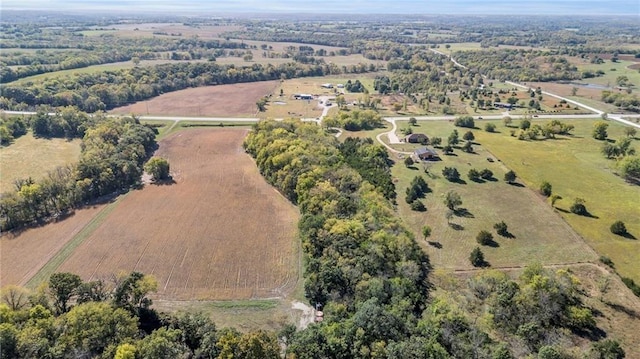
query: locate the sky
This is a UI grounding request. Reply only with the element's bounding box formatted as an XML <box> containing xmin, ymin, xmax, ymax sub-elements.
<box><xmin>2</xmin><ymin>0</ymin><xmax>639</xmax><ymax>16</ymax></box>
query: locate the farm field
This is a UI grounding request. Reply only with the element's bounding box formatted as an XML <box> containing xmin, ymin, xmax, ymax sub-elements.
<box><xmin>0</xmin><ymin>132</ymin><xmax>81</xmax><ymax>192</ymax></box>
<box><xmin>387</xmin><ymin>120</ymin><xmax>598</xmax><ymax>270</ymax></box>
<box><xmin>111</xmin><ymin>81</ymin><xmax>279</xmax><ymax>117</ymax></box>
<box><xmin>0</xmin><ymin>205</ymin><xmax>105</xmax><ymax>286</ymax></box>
<box><xmin>50</xmin><ymin>129</ymin><xmax>300</xmax><ymax>300</ymax></box>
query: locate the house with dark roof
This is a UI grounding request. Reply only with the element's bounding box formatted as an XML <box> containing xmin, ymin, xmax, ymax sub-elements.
<box><xmin>404</xmin><ymin>133</ymin><xmax>428</xmax><ymax>144</ymax></box>
<box><xmin>413</xmin><ymin>147</ymin><xmax>439</xmax><ymax>161</ymax></box>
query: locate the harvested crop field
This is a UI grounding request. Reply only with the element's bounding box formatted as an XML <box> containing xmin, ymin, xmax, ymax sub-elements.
<box><xmin>55</xmin><ymin>129</ymin><xmax>300</xmax><ymax>300</ymax></box>
<box><xmin>0</xmin><ymin>205</ymin><xmax>105</xmax><ymax>286</ymax></box>
<box><xmin>110</xmin><ymin>81</ymin><xmax>279</xmax><ymax>117</ymax></box>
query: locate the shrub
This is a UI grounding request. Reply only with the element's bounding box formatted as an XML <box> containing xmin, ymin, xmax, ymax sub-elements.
<box><xmin>539</xmin><ymin>181</ymin><xmax>552</xmax><ymax>197</ymax></box>
<box><xmin>599</xmin><ymin>256</ymin><xmax>614</xmax><ymax>268</ymax></box>
<box><xmin>504</xmin><ymin>170</ymin><xmax>516</xmax><ymax>183</ymax></box>
<box><xmin>493</xmin><ymin>221</ymin><xmax>508</xmax><ymax>236</ymax></box>
<box><xmin>621</xmin><ymin>277</ymin><xmax>640</xmax><ymax>297</ymax></box>
<box><xmin>454</xmin><ymin>116</ymin><xmax>475</xmax><ymax>128</ymax></box>
<box><xmin>442</xmin><ymin>145</ymin><xmax>453</xmax><ymax>154</ymax></box>
<box><xmin>462</xmin><ymin>141</ymin><xmax>473</xmax><ymax>153</ymax></box>
<box><xmin>463</xmin><ymin>131</ymin><xmax>475</xmax><ymax>141</ymax></box>
<box><xmin>476</xmin><ymin>230</ymin><xmax>494</xmax><ymax>245</ymax></box>
<box><xmin>430</xmin><ymin>137</ymin><xmax>442</xmax><ymax>147</ymax></box>
<box><xmin>520</xmin><ymin>119</ymin><xmax>531</xmax><ymax>130</ymax></box>
<box><xmin>404</xmin><ymin>157</ymin><xmax>414</xmax><ymax>167</ymax></box>
<box><xmin>610</xmin><ymin>221</ymin><xmax>627</xmax><ymax>236</ymax></box>
<box><xmin>410</xmin><ymin>200</ymin><xmax>426</xmax><ymax>212</ymax></box>
<box><xmin>570</xmin><ymin>198</ymin><xmax>587</xmax><ymax>215</ymax></box>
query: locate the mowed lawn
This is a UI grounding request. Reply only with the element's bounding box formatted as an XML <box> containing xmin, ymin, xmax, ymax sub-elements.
<box><xmin>389</xmin><ymin>121</ymin><xmax>597</xmax><ymax>270</ymax></box>
<box><xmin>51</xmin><ymin>129</ymin><xmax>301</xmax><ymax>301</ymax></box>
<box><xmin>469</xmin><ymin>119</ymin><xmax>640</xmax><ymax>281</ymax></box>
<box><xmin>0</xmin><ymin>132</ymin><xmax>81</xmax><ymax>192</ymax></box>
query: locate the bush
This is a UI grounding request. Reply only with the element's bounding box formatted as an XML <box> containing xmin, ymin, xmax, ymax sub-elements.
<box><xmin>484</xmin><ymin>123</ymin><xmax>496</xmax><ymax>132</ymax></box>
<box><xmin>570</xmin><ymin>198</ymin><xmax>587</xmax><ymax>215</ymax></box>
<box><xmin>493</xmin><ymin>221</ymin><xmax>508</xmax><ymax>237</ymax></box>
<box><xmin>462</xmin><ymin>141</ymin><xmax>474</xmax><ymax>153</ymax></box>
<box><xmin>468</xmin><ymin>169</ymin><xmax>481</xmax><ymax>182</ymax></box>
<box><xmin>610</xmin><ymin>221</ymin><xmax>627</xmax><ymax>236</ymax></box>
<box><xmin>504</xmin><ymin>170</ymin><xmax>517</xmax><ymax>183</ymax></box>
<box><xmin>476</xmin><ymin>230</ymin><xmax>494</xmax><ymax>245</ymax></box>
<box><xmin>539</xmin><ymin>181</ymin><xmax>552</xmax><ymax>197</ymax></box>
<box><xmin>410</xmin><ymin>200</ymin><xmax>426</xmax><ymax>212</ymax></box>
<box><xmin>404</xmin><ymin>157</ymin><xmax>414</xmax><ymax>167</ymax></box>
<box><xmin>520</xmin><ymin>119</ymin><xmax>531</xmax><ymax>130</ymax></box>
<box><xmin>470</xmin><ymin>247</ymin><xmax>487</xmax><ymax>267</ymax></box>
<box><xmin>430</xmin><ymin>137</ymin><xmax>442</xmax><ymax>147</ymax></box>
<box><xmin>442</xmin><ymin>145</ymin><xmax>453</xmax><ymax>154</ymax></box>
<box><xmin>463</xmin><ymin>131</ymin><xmax>475</xmax><ymax>141</ymax></box>
<box><xmin>621</xmin><ymin>277</ymin><xmax>640</xmax><ymax>297</ymax></box>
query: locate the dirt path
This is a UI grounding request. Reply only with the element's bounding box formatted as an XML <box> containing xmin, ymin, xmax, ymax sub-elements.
<box><xmin>291</xmin><ymin>301</ymin><xmax>315</xmax><ymax>329</ymax></box>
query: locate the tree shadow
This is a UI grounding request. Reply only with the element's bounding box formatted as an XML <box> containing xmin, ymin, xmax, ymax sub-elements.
<box><xmin>470</xmin><ymin>178</ymin><xmax>485</xmax><ymax>183</ymax></box>
<box><xmin>407</xmin><ymin>166</ymin><xmax>419</xmax><ymax>171</ymax></box>
<box><xmin>485</xmin><ymin>177</ymin><xmax>498</xmax><ymax>182</ymax></box>
<box><xmin>605</xmin><ymin>301</ymin><xmax>640</xmax><ymax>319</ymax></box>
<box><xmin>498</xmin><ymin>232</ymin><xmax>516</xmax><ymax>239</ymax></box>
<box><xmin>508</xmin><ymin>182</ymin><xmax>525</xmax><ymax>187</ymax></box>
<box><xmin>150</xmin><ymin>177</ymin><xmax>176</xmax><ymax>186</ymax></box>
<box><xmin>618</xmin><ymin>232</ymin><xmax>637</xmax><ymax>240</ymax></box>
<box><xmin>454</xmin><ymin>208</ymin><xmax>474</xmax><ymax>218</ymax></box>
<box><xmin>483</xmin><ymin>238</ymin><xmax>500</xmax><ymax>247</ymax></box>
<box><xmin>450</xmin><ymin>178</ymin><xmax>467</xmax><ymax>185</ymax></box>
<box><xmin>427</xmin><ymin>241</ymin><xmax>443</xmax><ymax>249</ymax></box>
<box><xmin>448</xmin><ymin>223</ymin><xmax>464</xmax><ymax>231</ymax></box>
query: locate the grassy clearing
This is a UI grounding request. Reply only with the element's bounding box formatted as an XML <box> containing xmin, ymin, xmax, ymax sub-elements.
<box><xmin>468</xmin><ymin>119</ymin><xmax>640</xmax><ymax>280</ymax></box>
<box><xmin>576</xmin><ymin>59</ymin><xmax>640</xmax><ymax>88</ymax></box>
<box><xmin>154</xmin><ymin>298</ymin><xmax>298</xmax><ymax>332</ymax></box>
<box><xmin>389</xmin><ymin>120</ymin><xmax>597</xmax><ymax>270</ymax></box>
<box><xmin>0</xmin><ymin>132</ymin><xmax>81</xmax><ymax>192</ymax></box>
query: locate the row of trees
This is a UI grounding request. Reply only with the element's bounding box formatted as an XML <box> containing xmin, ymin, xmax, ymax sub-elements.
<box><xmin>0</xmin><ymin>113</ymin><xmax>157</xmax><ymax>230</ymax></box>
<box><xmin>0</xmin><ymin>60</ymin><xmax>375</xmax><ymax>112</ymax></box>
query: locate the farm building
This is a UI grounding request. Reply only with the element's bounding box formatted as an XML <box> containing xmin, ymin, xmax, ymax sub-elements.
<box><xmin>413</xmin><ymin>147</ymin><xmax>439</xmax><ymax>161</ymax></box>
<box><xmin>293</xmin><ymin>94</ymin><xmax>314</xmax><ymax>100</ymax></box>
<box><xmin>404</xmin><ymin>133</ymin><xmax>429</xmax><ymax>143</ymax></box>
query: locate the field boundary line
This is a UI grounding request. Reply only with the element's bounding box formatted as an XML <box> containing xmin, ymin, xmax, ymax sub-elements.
<box><xmin>24</xmin><ymin>196</ymin><xmax>124</xmax><ymax>289</ymax></box>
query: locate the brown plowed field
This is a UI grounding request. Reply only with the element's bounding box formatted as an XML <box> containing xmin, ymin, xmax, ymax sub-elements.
<box><xmin>46</xmin><ymin>129</ymin><xmax>298</xmax><ymax>300</ymax></box>
<box><xmin>110</xmin><ymin>81</ymin><xmax>279</xmax><ymax>117</ymax></box>
<box><xmin>0</xmin><ymin>205</ymin><xmax>105</xmax><ymax>286</ymax></box>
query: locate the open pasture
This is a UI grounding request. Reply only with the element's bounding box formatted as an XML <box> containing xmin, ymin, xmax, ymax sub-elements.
<box><xmin>0</xmin><ymin>132</ymin><xmax>81</xmax><ymax>192</ymax></box>
<box><xmin>389</xmin><ymin>120</ymin><xmax>597</xmax><ymax>270</ymax></box>
<box><xmin>111</xmin><ymin>81</ymin><xmax>279</xmax><ymax>117</ymax></box>
<box><xmin>53</xmin><ymin>129</ymin><xmax>300</xmax><ymax>300</ymax></box>
<box><xmin>468</xmin><ymin>119</ymin><xmax>639</xmax><ymax>280</ymax></box>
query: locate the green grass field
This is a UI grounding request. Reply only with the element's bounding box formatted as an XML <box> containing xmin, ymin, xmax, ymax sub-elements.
<box><xmin>0</xmin><ymin>132</ymin><xmax>81</xmax><ymax>193</ymax></box>
<box><xmin>389</xmin><ymin>120</ymin><xmax>598</xmax><ymax>270</ymax></box>
<box><xmin>576</xmin><ymin>59</ymin><xmax>640</xmax><ymax>88</ymax></box>
<box><xmin>390</xmin><ymin>118</ymin><xmax>640</xmax><ymax>280</ymax></box>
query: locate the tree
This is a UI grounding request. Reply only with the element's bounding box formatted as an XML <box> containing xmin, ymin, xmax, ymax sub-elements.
<box><xmin>480</xmin><ymin>169</ymin><xmax>493</xmax><ymax>180</ymax></box>
<box><xmin>592</xmin><ymin>121</ymin><xmax>609</xmax><ymax>140</ymax></box>
<box><xmin>144</xmin><ymin>157</ymin><xmax>170</xmax><ymax>182</ymax></box>
<box><xmin>442</xmin><ymin>145</ymin><xmax>453</xmax><ymax>155</ymax></box>
<box><xmin>470</xmin><ymin>247</ymin><xmax>486</xmax><ymax>267</ymax></box>
<box><xmin>409</xmin><ymin>117</ymin><xmax>417</xmax><ymax>126</ymax></box>
<box><xmin>468</xmin><ymin>168</ymin><xmax>481</xmax><ymax>182</ymax></box>
<box><xmin>539</xmin><ymin>181</ymin><xmax>552</xmax><ymax>197</ymax></box>
<box><xmin>537</xmin><ymin>346</ymin><xmax>562</xmax><ymax>359</ymax></box>
<box><xmin>484</xmin><ymin>123</ymin><xmax>496</xmax><ymax>132</ymax></box>
<box><xmin>114</xmin><ymin>343</ymin><xmax>137</xmax><ymax>359</ymax></box>
<box><xmin>444</xmin><ymin>190</ymin><xmax>462</xmax><ymax>210</ymax></box>
<box><xmin>447</xmin><ymin>129</ymin><xmax>459</xmax><ymax>146</ymax></box>
<box><xmin>570</xmin><ymin>198</ymin><xmax>588</xmax><ymax>215</ymax></box>
<box><xmin>493</xmin><ymin>221</ymin><xmax>509</xmax><ymax>237</ymax></box>
<box><xmin>256</xmin><ymin>98</ymin><xmax>267</xmax><ymax>112</ymax></box>
<box><xmin>520</xmin><ymin>119</ymin><xmax>531</xmax><ymax>130</ymax></box>
<box><xmin>1</xmin><ymin>285</ymin><xmax>30</xmax><ymax>311</ymax></box>
<box><xmin>137</xmin><ymin>327</ymin><xmax>190</xmax><ymax>359</ymax></box>
<box><xmin>624</xmin><ymin>127</ymin><xmax>637</xmax><ymax>138</ymax></box>
<box><xmin>476</xmin><ymin>230</ymin><xmax>494</xmax><ymax>245</ymax></box>
<box><xmin>113</xmin><ymin>271</ymin><xmax>158</xmax><ymax>316</ymax></box>
<box><xmin>410</xmin><ymin>200</ymin><xmax>426</xmax><ymax>211</ymax></box>
<box><xmin>503</xmin><ymin>116</ymin><xmax>513</xmax><ymax>127</ymax></box>
<box><xmin>404</xmin><ymin>157</ymin><xmax>414</xmax><ymax>167</ymax></box>
<box><xmin>462</xmin><ymin>141</ymin><xmax>474</xmax><ymax>153</ymax></box>
<box><xmin>430</xmin><ymin>137</ymin><xmax>442</xmax><ymax>147</ymax></box>
<box><xmin>617</xmin><ymin>156</ymin><xmax>640</xmax><ymax>183</ymax></box>
<box><xmin>422</xmin><ymin>225</ymin><xmax>432</xmax><ymax>240</ymax></box>
<box><xmin>504</xmin><ymin>170</ymin><xmax>517</xmax><ymax>184</ymax></box>
<box><xmin>463</xmin><ymin>131</ymin><xmax>475</xmax><ymax>141</ymax></box>
<box><xmin>442</xmin><ymin>167</ymin><xmax>460</xmax><ymax>182</ymax></box>
<box><xmin>610</xmin><ymin>221</ymin><xmax>628</xmax><ymax>236</ymax></box>
<box><xmin>49</xmin><ymin>272</ymin><xmax>82</xmax><ymax>314</ymax></box>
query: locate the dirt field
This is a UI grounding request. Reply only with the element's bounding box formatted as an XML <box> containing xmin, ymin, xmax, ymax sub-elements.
<box><xmin>110</xmin><ymin>81</ymin><xmax>279</xmax><ymax>117</ymax></box>
<box><xmin>54</xmin><ymin>129</ymin><xmax>300</xmax><ymax>300</ymax></box>
<box><xmin>0</xmin><ymin>205</ymin><xmax>105</xmax><ymax>286</ymax></box>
